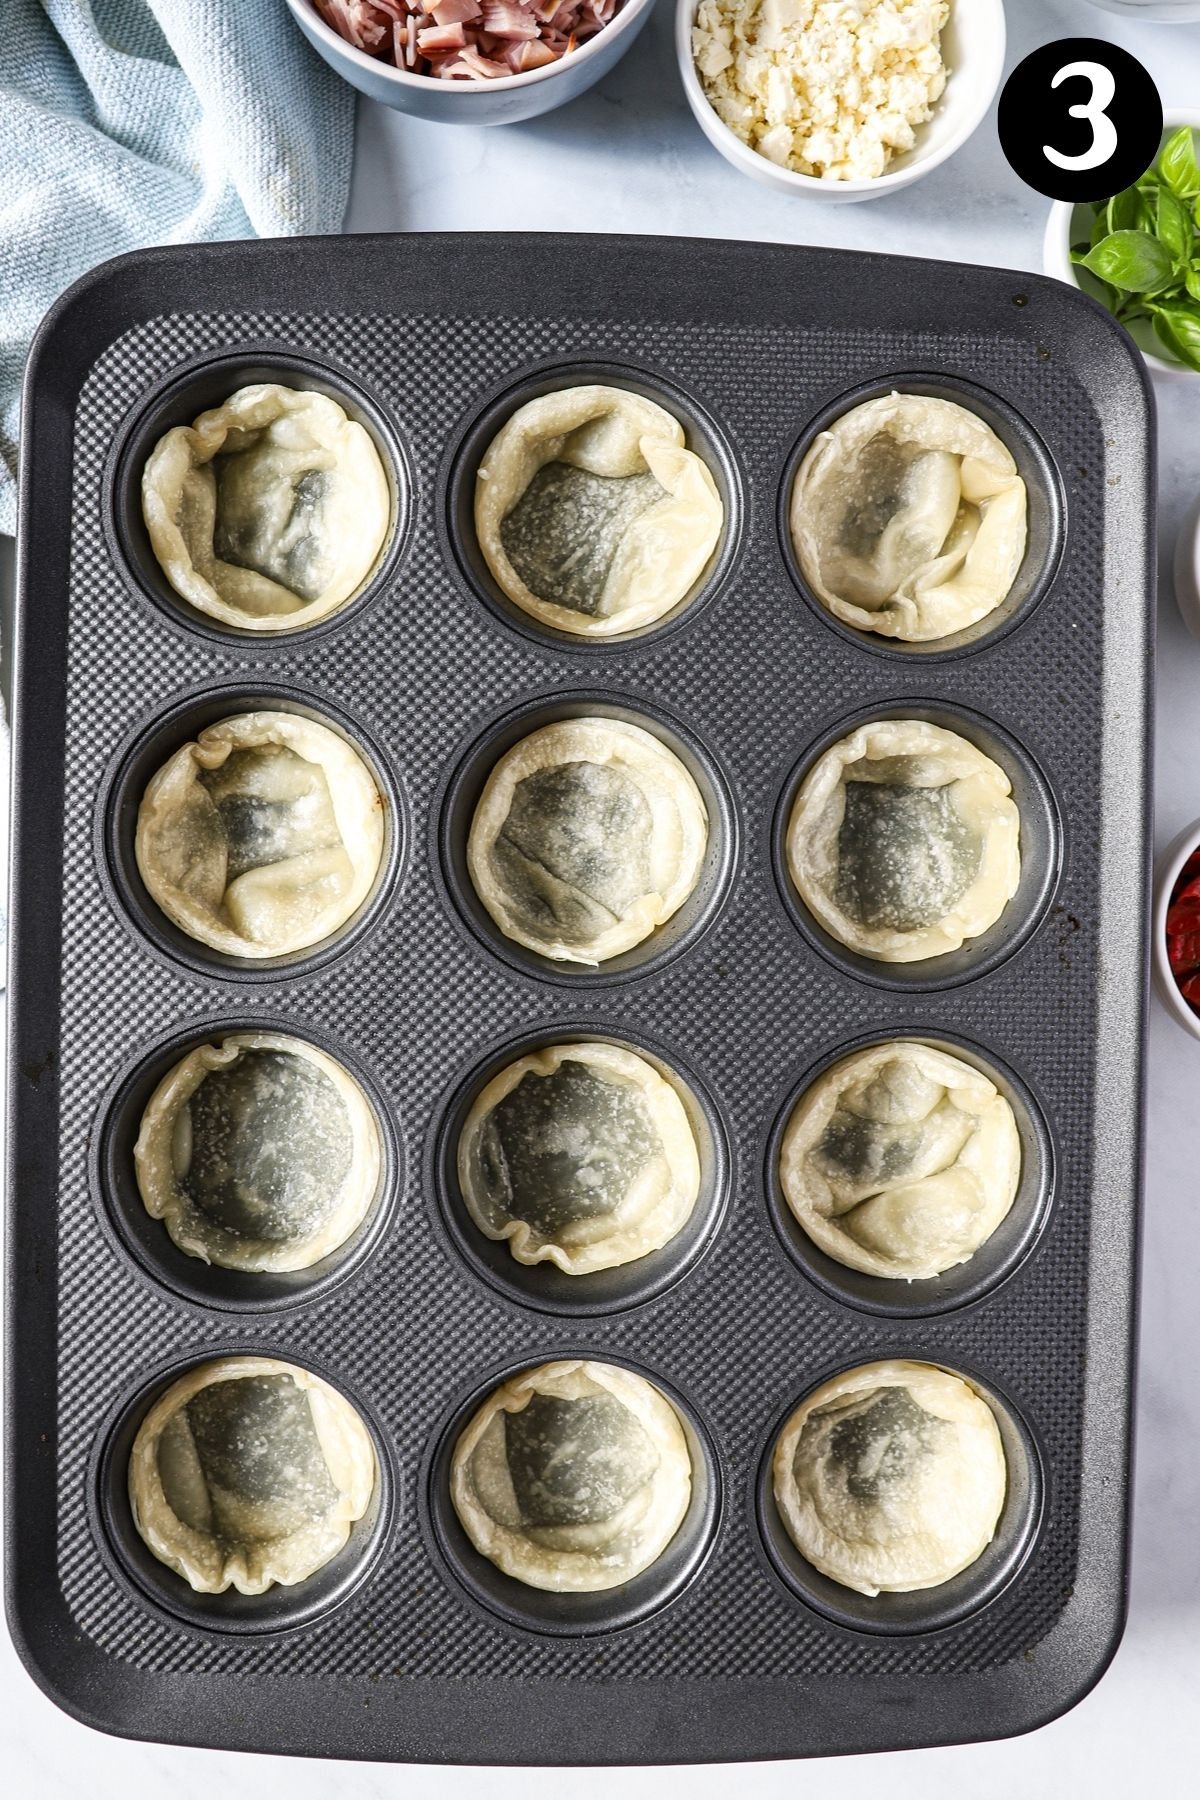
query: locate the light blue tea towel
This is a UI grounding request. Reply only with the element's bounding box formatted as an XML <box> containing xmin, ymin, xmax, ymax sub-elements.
<box><xmin>0</xmin><ymin>0</ymin><xmax>356</xmax><ymax>536</ymax></box>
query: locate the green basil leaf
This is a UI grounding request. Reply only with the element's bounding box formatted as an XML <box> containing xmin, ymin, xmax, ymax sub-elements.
<box><xmin>1068</xmin><ymin>245</ymin><xmax>1120</xmax><ymax>313</ymax></box>
<box><xmin>1158</xmin><ymin>126</ymin><xmax>1200</xmax><ymax>200</ymax></box>
<box><xmin>1106</xmin><ymin>186</ymin><xmax>1144</xmax><ymax>236</ymax></box>
<box><xmin>1151</xmin><ymin>300</ymin><xmax>1200</xmax><ymax>372</ymax></box>
<box><xmin>1079</xmin><ymin>230</ymin><xmax>1176</xmax><ymax>293</ymax></box>
<box><xmin>1187</xmin><ymin>266</ymin><xmax>1200</xmax><ymax>304</ymax></box>
<box><xmin>1135</xmin><ymin>189</ymin><xmax>1156</xmax><ymax>228</ymax></box>
<box><xmin>1151</xmin><ymin>309</ymin><xmax>1185</xmax><ymax>362</ymax></box>
<box><xmin>1157</xmin><ymin>188</ymin><xmax>1194</xmax><ymax>264</ymax></box>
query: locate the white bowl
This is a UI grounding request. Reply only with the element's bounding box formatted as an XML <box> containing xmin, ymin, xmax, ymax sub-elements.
<box><xmin>1082</xmin><ymin>1</ymin><xmax>1200</xmax><ymax>20</ymax></box>
<box><xmin>675</xmin><ymin>0</ymin><xmax>1006</xmax><ymax>202</ymax></box>
<box><xmin>284</xmin><ymin>0</ymin><xmax>656</xmax><ymax>126</ymax></box>
<box><xmin>1153</xmin><ymin>822</ymin><xmax>1200</xmax><ymax>1040</ymax></box>
<box><xmin>1042</xmin><ymin>112</ymin><xmax>1200</xmax><ymax>385</ymax></box>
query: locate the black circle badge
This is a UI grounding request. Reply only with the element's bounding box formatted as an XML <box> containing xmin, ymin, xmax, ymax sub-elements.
<box><xmin>998</xmin><ymin>39</ymin><xmax>1163</xmax><ymax>203</ymax></box>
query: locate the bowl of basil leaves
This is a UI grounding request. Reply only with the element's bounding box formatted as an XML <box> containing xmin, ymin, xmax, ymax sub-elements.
<box><xmin>1042</xmin><ymin>115</ymin><xmax>1200</xmax><ymax>382</ymax></box>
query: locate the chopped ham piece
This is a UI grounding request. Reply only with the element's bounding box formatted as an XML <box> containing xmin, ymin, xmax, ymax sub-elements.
<box><xmin>459</xmin><ymin>44</ymin><xmax>513</xmax><ymax>76</ymax></box>
<box><xmin>417</xmin><ymin>20</ymin><xmax>467</xmax><ymax>51</ymax></box>
<box><xmin>314</xmin><ymin>0</ymin><xmax>390</xmax><ymax>53</ymax></box>
<box><xmin>505</xmin><ymin>38</ymin><xmax>557</xmax><ymax>70</ymax></box>
<box><xmin>481</xmin><ymin>2</ymin><xmax>540</xmax><ymax>37</ymax></box>
<box><xmin>309</xmin><ymin>0</ymin><xmax>624</xmax><ymax>77</ymax></box>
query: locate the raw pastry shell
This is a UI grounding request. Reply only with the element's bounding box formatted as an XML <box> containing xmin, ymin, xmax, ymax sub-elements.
<box><xmin>135</xmin><ymin>709</ymin><xmax>385</xmax><ymax>959</ymax></box>
<box><xmin>142</xmin><ymin>382</ymin><xmax>391</xmax><ymax>632</ymax></box>
<box><xmin>779</xmin><ymin>1040</ymin><xmax>1021</xmax><ymax>1280</ymax></box>
<box><xmin>789</xmin><ymin>392</ymin><xmax>1028</xmax><ymax>644</ymax></box>
<box><xmin>134</xmin><ymin>1031</ymin><xmax>382</xmax><ymax>1273</ymax></box>
<box><xmin>128</xmin><ymin>1356</ymin><xmax>377</xmax><ymax>1596</ymax></box>
<box><xmin>450</xmin><ymin>1359</ymin><xmax>692</xmax><ymax>1593</ymax></box>
<box><xmin>786</xmin><ymin>717</ymin><xmax>1020</xmax><ymax>963</ymax></box>
<box><xmin>772</xmin><ymin>1359</ymin><xmax>1006</xmax><ymax>1596</ymax></box>
<box><xmin>467</xmin><ymin>716</ymin><xmax>708</xmax><ymax>966</ymax></box>
<box><xmin>474</xmin><ymin>384</ymin><xmax>723</xmax><ymax>637</ymax></box>
<box><xmin>457</xmin><ymin>1041</ymin><xmax>701</xmax><ymax>1275</ymax></box>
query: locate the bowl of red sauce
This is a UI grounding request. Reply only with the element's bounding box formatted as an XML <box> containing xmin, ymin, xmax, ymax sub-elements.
<box><xmin>1154</xmin><ymin>822</ymin><xmax>1200</xmax><ymax>1037</ymax></box>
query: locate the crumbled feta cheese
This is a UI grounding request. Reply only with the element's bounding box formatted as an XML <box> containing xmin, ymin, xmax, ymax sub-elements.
<box><xmin>691</xmin><ymin>0</ymin><xmax>950</xmax><ymax>182</ymax></box>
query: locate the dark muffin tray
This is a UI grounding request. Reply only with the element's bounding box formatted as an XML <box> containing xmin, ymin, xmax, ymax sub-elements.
<box><xmin>4</xmin><ymin>234</ymin><xmax>1153</xmax><ymax>1763</ymax></box>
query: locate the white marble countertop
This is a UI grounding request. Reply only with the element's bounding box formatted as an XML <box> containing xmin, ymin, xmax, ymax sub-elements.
<box><xmin>4</xmin><ymin>0</ymin><xmax>1200</xmax><ymax>1792</ymax></box>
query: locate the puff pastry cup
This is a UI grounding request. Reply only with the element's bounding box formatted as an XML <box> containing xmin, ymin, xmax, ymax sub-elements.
<box><xmin>128</xmin><ymin>1357</ymin><xmax>376</xmax><ymax>1595</ymax></box>
<box><xmin>474</xmin><ymin>384</ymin><xmax>723</xmax><ymax>637</ymax></box>
<box><xmin>772</xmin><ymin>1360</ymin><xmax>1007</xmax><ymax>1596</ymax></box>
<box><xmin>780</xmin><ymin>1041</ymin><xmax>1021</xmax><ymax>1280</ymax></box>
<box><xmin>467</xmin><ymin>717</ymin><xmax>708</xmax><ymax>965</ymax></box>
<box><xmin>134</xmin><ymin>1032</ymin><xmax>382</xmax><ymax>1274</ymax></box>
<box><xmin>451</xmin><ymin>1360</ymin><xmax>692</xmax><ymax>1593</ymax></box>
<box><xmin>135</xmin><ymin>710</ymin><xmax>385</xmax><ymax>959</ymax></box>
<box><xmin>142</xmin><ymin>383</ymin><xmax>391</xmax><ymax>632</ymax></box>
<box><xmin>786</xmin><ymin>718</ymin><xmax>1020</xmax><ymax>963</ymax></box>
<box><xmin>458</xmin><ymin>1041</ymin><xmax>701</xmax><ymax>1275</ymax></box>
<box><xmin>789</xmin><ymin>393</ymin><xmax>1028</xmax><ymax>644</ymax></box>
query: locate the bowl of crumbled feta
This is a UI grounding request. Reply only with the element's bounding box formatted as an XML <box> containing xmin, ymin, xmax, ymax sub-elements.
<box><xmin>679</xmin><ymin>0</ymin><xmax>1006</xmax><ymax>201</ymax></box>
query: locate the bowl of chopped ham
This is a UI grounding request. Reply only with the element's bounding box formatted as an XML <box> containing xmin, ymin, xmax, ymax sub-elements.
<box><xmin>287</xmin><ymin>0</ymin><xmax>654</xmax><ymax>122</ymax></box>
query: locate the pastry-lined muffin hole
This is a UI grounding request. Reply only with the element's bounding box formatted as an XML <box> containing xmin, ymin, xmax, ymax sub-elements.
<box><xmin>434</xmin><ymin>1027</ymin><xmax>730</xmax><ymax>1315</ymax></box>
<box><xmin>95</xmin><ymin>1354</ymin><xmax>393</xmax><ymax>1634</ymax></box>
<box><xmin>756</xmin><ymin>1358</ymin><xmax>1043</xmax><ymax>1635</ymax></box>
<box><xmin>96</xmin><ymin>1021</ymin><xmax>399</xmax><ymax>1312</ymax></box>
<box><xmin>103</xmin><ymin>686</ymin><xmax>403</xmax><ymax>981</ymax></box>
<box><xmin>439</xmin><ymin>693</ymin><xmax>736</xmax><ymax>986</ymax></box>
<box><xmin>779</xmin><ymin>374</ymin><xmax>1064</xmax><ymax>659</ymax></box>
<box><xmin>765</xmin><ymin>1033</ymin><xmax>1054</xmax><ymax>1317</ymax></box>
<box><xmin>446</xmin><ymin>363</ymin><xmax>741</xmax><ymax>650</ymax></box>
<box><xmin>108</xmin><ymin>351</ymin><xmax>409</xmax><ymax>644</ymax></box>
<box><xmin>772</xmin><ymin>701</ymin><xmax>1060</xmax><ymax>992</ymax></box>
<box><xmin>427</xmin><ymin>1357</ymin><xmax>720</xmax><ymax>1636</ymax></box>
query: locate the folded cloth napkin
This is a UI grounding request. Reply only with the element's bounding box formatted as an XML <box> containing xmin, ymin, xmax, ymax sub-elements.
<box><xmin>0</xmin><ymin>0</ymin><xmax>356</xmax><ymax>536</ymax></box>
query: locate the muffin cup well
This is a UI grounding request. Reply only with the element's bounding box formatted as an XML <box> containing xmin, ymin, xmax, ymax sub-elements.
<box><xmin>755</xmin><ymin>1358</ymin><xmax>1044</xmax><ymax>1636</ymax></box>
<box><xmin>93</xmin><ymin>1019</ymin><xmax>402</xmax><ymax>1313</ymax></box>
<box><xmin>105</xmin><ymin>347</ymin><xmax>412</xmax><ymax>645</ymax></box>
<box><xmin>436</xmin><ymin>690</ymin><xmax>738</xmax><ymax>987</ymax></box>
<box><xmin>424</xmin><ymin>1354</ymin><xmax>721</xmax><ymax>1637</ymax></box>
<box><xmin>764</xmin><ymin>1031</ymin><xmax>1056</xmax><ymax>1317</ymax></box>
<box><xmin>91</xmin><ymin>1351</ymin><xmax>396</xmax><ymax>1637</ymax></box>
<box><xmin>443</xmin><ymin>359</ymin><xmax>743</xmax><ymax>652</ymax></box>
<box><xmin>431</xmin><ymin>1024</ymin><xmax>731</xmax><ymax>1316</ymax></box>
<box><xmin>771</xmin><ymin>698</ymin><xmax>1062</xmax><ymax>992</ymax></box>
<box><xmin>778</xmin><ymin>372</ymin><xmax>1065</xmax><ymax>660</ymax></box>
<box><xmin>100</xmin><ymin>683</ymin><xmax>405</xmax><ymax>983</ymax></box>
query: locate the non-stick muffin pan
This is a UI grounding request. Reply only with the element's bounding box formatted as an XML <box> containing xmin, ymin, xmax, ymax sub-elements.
<box><xmin>5</xmin><ymin>235</ymin><xmax>1153</xmax><ymax>1764</ymax></box>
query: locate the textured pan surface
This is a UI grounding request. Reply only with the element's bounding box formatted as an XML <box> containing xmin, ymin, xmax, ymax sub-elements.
<box><xmin>5</xmin><ymin>235</ymin><xmax>1152</xmax><ymax>1763</ymax></box>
